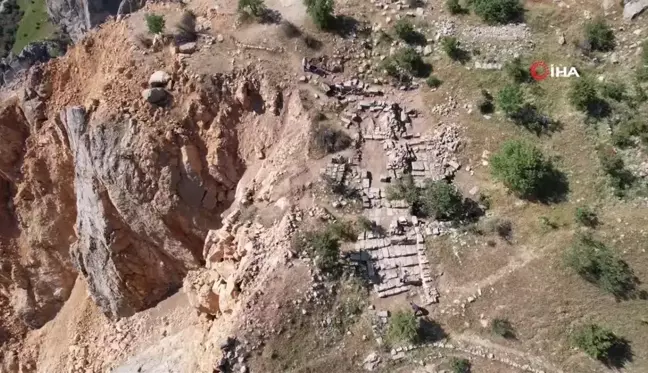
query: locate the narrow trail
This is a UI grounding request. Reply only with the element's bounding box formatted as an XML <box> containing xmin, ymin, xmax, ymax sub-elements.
<box><xmin>450</xmin><ymin>332</ymin><xmax>565</xmax><ymax>373</ymax></box>
<box><xmin>445</xmin><ymin>245</ymin><xmax>540</xmax><ymax>300</ymax></box>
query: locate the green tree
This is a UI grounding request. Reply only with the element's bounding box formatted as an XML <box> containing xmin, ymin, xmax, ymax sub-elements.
<box><xmin>505</xmin><ymin>57</ymin><xmax>532</xmax><ymax>83</ymax></box>
<box><xmin>305</xmin><ymin>0</ymin><xmax>335</xmax><ymax>30</ymax></box>
<box><xmin>569</xmin><ymin>76</ymin><xmax>600</xmax><ymax>112</ymax></box>
<box><xmin>584</xmin><ymin>18</ymin><xmax>615</xmax><ymax>52</ymax></box>
<box><xmin>145</xmin><ymin>14</ymin><xmax>165</xmax><ymax>35</ymax></box>
<box><xmin>387</xmin><ymin>310</ymin><xmax>420</xmax><ymax>344</ymax></box>
<box><xmin>419</xmin><ymin>180</ymin><xmax>465</xmax><ymax>220</ymax></box>
<box><xmin>572</xmin><ymin>324</ymin><xmax>620</xmax><ymax>361</ymax></box>
<box><xmin>306</xmin><ymin>230</ymin><xmax>341</xmax><ymax>274</ymax></box>
<box><xmin>497</xmin><ymin>84</ymin><xmax>524</xmax><ymax>117</ymax></box>
<box><xmin>470</xmin><ymin>0</ymin><xmax>523</xmax><ymax>24</ymax></box>
<box><xmin>238</xmin><ymin>0</ymin><xmax>266</xmax><ymax>16</ymax></box>
<box><xmin>564</xmin><ymin>235</ymin><xmax>636</xmax><ymax>298</ymax></box>
<box><xmin>441</xmin><ymin>36</ymin><xmax>462</xmax><ymax>60</ymax></box>
<box><xmin>490</xmin><ymin>140</ymin><xmax>556</xmax><ymax>199</ymax></box>
<box><xmin>386</xmin><ymin>174</ymin><xmax>420</xmax><ymax>205</ymax></box>
<box><xmin>394</xmin><ymin>19</ymin><xmax>415</xmax><ymax>42</ymax></box>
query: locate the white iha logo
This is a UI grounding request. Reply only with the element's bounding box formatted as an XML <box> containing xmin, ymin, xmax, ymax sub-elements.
<box><xmin>530</xmin><ymin>61</ymin><xmax>580</xmax><ymax>81</ymax></box>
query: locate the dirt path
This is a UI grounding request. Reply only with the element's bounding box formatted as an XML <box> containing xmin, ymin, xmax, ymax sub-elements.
<box><xmin>449</xmin><ymin>332</ymin><xmax>565</xmax><ymax>373</ymax></box>
<box><xmin>445</xmin><ymin>245</ymin><xmax>540</xmax><ymax>300</ymax></box>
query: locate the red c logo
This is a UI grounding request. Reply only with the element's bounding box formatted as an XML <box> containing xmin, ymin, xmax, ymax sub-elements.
<box><xmin>530</xmin><ymin>61</ymin><xmax>549</xmax><ymax>81</ymax></box>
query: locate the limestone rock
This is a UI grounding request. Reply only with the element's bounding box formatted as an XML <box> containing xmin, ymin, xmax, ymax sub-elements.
<box><xmin>183</xmin><ymin>269</ymin><xmax>221</xmax><ymax>315</ymax></box>
<box><xmin>142</xmin><ymin>88</ymin><xmax>168</xmax><ymax>104</ymax></box>
<box><xmin>624</xmin><ymin>0</ymin><xmax>648</xmax><ymax>19</ymax></box>
<box><xmin>178</xmin><ymin>42</ymin><xmax>197</xmax><ymax>54</ymax></box>
<box><xmin>149</xmin><ymin>70</ymin><xmax>171</xmax><ymax>87</ymax></box>
<box><xmin>60</xmin><ymin>106</ymin><xmax>225</xmax><ymax>318</ymax></box>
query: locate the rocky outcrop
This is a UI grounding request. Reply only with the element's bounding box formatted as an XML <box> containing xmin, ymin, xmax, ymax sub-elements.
<box><xmin>624</xmin><ymin>0</ymin><xmax>648</xmax><ymax>19</ymax></box>
<box><xmin>46</xmin><ymin>0</ymin><xmax>145</xmax><ymax>41</ymax></box>
<box><xmin>0</xmin><ymin>97</ymin><xmax>78</xmax><ymax>330</ymax></box>
<box><xmin>60</xmin><ymin>105</ymin><xmax>235</xmax><ymax>318</ymax></box>
<box><xmin>0</xmin><ymin>39</ymin><xmax>68</xmax><ymax>89</ymax></box>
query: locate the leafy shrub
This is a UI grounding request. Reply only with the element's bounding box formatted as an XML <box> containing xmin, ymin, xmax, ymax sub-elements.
<box><xmin>539</xmin><ymin>216</ymin><xmax>559</xmax><ymax>231</ymax></box>
<box><xmin>601</xmin><ymin>80</ymin><xmax>626</xmax><ymax>101</ymax></box>
<box><xmin>426</xmin><ymin>75</ymin><xmax>443</xmax><ymax>88</ymax></box>
<box><xmin>505</xmin><ymin>57</ymin><xmax>532</xmax><ymax>83</ymax></box>
<box><xmin>394</xmin><ymin>47</ymin><xmax>428</xmax><ymax>77</ymax></box>
<box><xmin>394</xmin><ymin>19</ymin><xmax>416</xmax><ymax>41</ymax></box>
<box><xmin>478</xmin><ymin>89</ymin><xmax>495</xmax><ymax>114</ymax></box>
<box><xmin>238</xmin><ymin>0</ymin><xmax>266</xmax><ymax>17</ymax></box>
<box><xmin>450</xmin><ymin>357</ymin><xmax>471</xmax><ymax>373</ymax></box>
<box><xmin>470</xmin><ymin>0</ymin><xmax>523</xmax><ymax>25</ymax></box>
<box><xmin>564</xmin><ymin>235</ymin><xmax>637</xmax><ymax>298</ymax></box>
<box><xmin>382</xmin><ymin>47</ymin><xmax>429</xmax><ymax>79</ymax></box>
<box><xmin>569</xmin><ymin>76</ymin><xmax>608</xmax><ymax>117</ymax></box>
<box><xmin>386</xmin><ymin>174</ymin><xmax>420</xmax><ymax>205</ymax></box>
<box><xmin>446</xmin><ymin>0</ymin><xmax>466</xmax><ymax>14</ymax></box>
<box><xmin>497</xmin><ymin>84</ymin><xmax>524</xmax><ymax>117</ymax></box>
<box><xmin>572</xmin><ymin>324</ymin><xmax>621</xmax><ymax>361</ymax></box>
<box><xmin>305</xmin><ymin>0</ymin><xmax>335</xmax><ymax>30</ymax></box>
<box><xmin>441</xmin><ymin>36</ymin><xmax>461</xmax><ymax>60</ymax></box>
<box><xmin>306</xmin><ymin>230</ymin><xmax>340</xmax><ymax>274</ymax></box>
<box><xmin>493</xmin><ymin>219</ymin><xmax>512</xmax><ymax>240</ymax></box>
<box><xmin>490</xmin><ymin>140</ymin><xmax>558</xmax><ymax>199</ymax></box>
<box><xmin>356</xmin><ymin>216</ymin><xmax>374</xmax><ymax>232</ymax></box>
<box><xmin>175</xmin><ymin>10</ymin><xmax>197</xmax><ymax>42</ymax></box>
<box><xmin>575</xmin><ymin>206</ymin><xmax>598</xmax><ymax>228</ymax></box>
<box><xmin>387</xmin><ymin>310</ymin><xmax>420</xmax><ymax>344</ymax></box>
<box><xmin>310</xmin><ymin>121</ymin><xmax>352</xmax><ymax>156</ymax></box>
<box><xmin>491</xmin><ymin>318</ymin><xmax>515</xmax><ymax>338</ymax></box>
<box><xmin>419</xmin><ymin>180</ymin><xmax>465</xmax><ymax>221</ymax></box>
<box><xmin>584</xmin><ymin>18</ymin><xmax>615</xmax><ymax>52</ymax></box>
<box><xmin>598</xmin><ymin>148</ymin><xmax>635</xmax><ymax>195</ymax></box>
<box><xmin>612</xmin><ymin>119</ymin><xmax>648</xmax><ymax>148</ymax></box>
<box><xmin>145</xmin><ymin>14</ymin><xmax>165</xmax><ymax>35</ymax></box>
<box><xmin>327</xmin><ymin>220</ymin><xmax>358</xmax><ymax>242</ymax></box>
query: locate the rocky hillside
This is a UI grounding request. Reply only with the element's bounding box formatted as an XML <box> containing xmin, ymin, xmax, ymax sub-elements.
<box><xmin>2</xmin><ymin>0</ymin><xmax>648</xmax><ymax>372</ymax></box>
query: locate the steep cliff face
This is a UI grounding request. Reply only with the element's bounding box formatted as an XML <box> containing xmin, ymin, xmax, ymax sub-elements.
<box><xmin>61</xmin><ymin>105</ymin><xmax>227</xmax><ymax>318</ymax></box>
<box><xmin>0</xmin><ymin>98</ymin><xmax>77</xmax><ymax>333</ymax></box>
<box><xmin>54</xmin><ymin>69</ymin><xmax>276</xmax><ymax>318</ymax></box>
<box><xmin>46</xmin><ymin>0</ymin><xmax>145</xmax><ymax>41</ymax></box>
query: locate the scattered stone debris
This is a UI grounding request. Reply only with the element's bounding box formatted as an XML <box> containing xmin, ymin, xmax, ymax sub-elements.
<box><xmin>362</xmin><ymin>352</ymin><xmax>381</xmax><ymax>371</ymax></box>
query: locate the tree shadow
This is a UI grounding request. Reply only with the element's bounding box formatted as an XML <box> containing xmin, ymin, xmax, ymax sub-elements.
<box><xmin>605</xmin><ymin>337</ymin><xmax>633</xmax><ymax>368</ymax></box>
<box><xmin>303</xmin><ymin>34</ymin><xmax>323</xmax><ymax>50</ymax></box>
<box><xmin>461</xmin><ymin>198</ymin><xmax>485</xmax><ymax>223</ymax></box>
<box><xmin>534</xmin><ymin>168</ymin><xmax>570</xmax><ymax>204</ymax></box>
<box><xmin>403</xmin><ymin>31</ymin><xmax>427</xmax><ymax>46</ymax></box>
<box><xmin>412</xmin><ymin>62</ymin><xmax>433</xmax><ymax>78</ymax></box>
<box><xmin>331</xmin><ymin>15</ymin><xmax>359</xmax><ymax>38</ymax></box>
<box><xmin>259</xmin><ymin>8</ymin><xmax>283</xmax><ymax>24</ymax></box>
<box><xmin>585</xmin><ymin>98</ymin><xmax>611</xmax><ymax>119</ymax></box>
<box><xmin>512</xmin><ymin>104</ymin><xmax>563</xmax><ymax>136</ymax></box>
<box><xmin>279</xmin><ymin>20</ymin><xmax>302</xmax><ymax>38</ymax></box>
<box><xmin>419</xmin><ymin>318</ymin><xmax>447</xmax><ymax>343</ymax></box>
<box><xmin>450</xmin><ymin>47</ymin><xmax>471</xmax><ymax>64</ymax></box>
